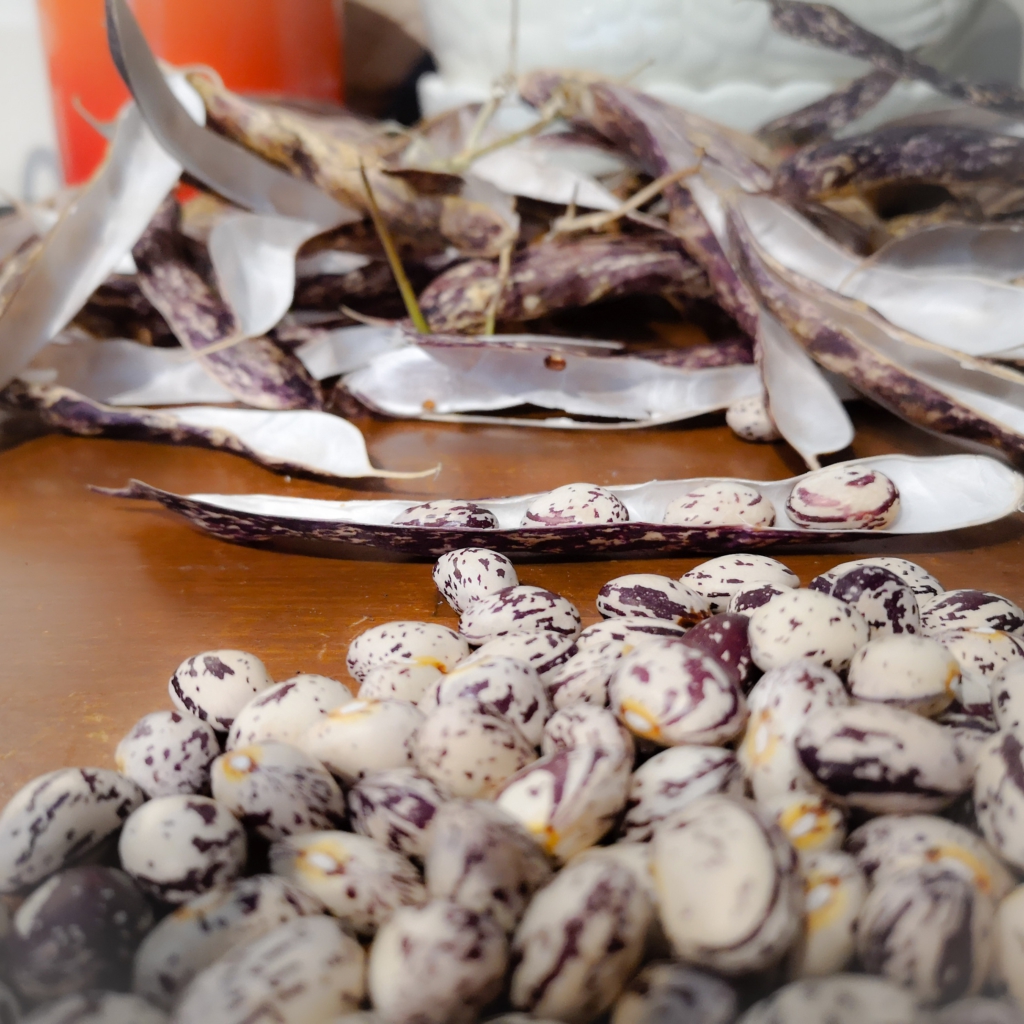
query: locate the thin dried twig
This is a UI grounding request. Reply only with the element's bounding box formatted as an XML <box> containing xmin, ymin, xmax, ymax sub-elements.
<box><xmin>483</xmin><ymin>243</ymin><xmax>514</xmax><ymax>335</ymax></box>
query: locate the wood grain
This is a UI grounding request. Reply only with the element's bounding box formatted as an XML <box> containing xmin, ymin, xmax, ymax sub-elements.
<box><xmin>1</xmin><ymin>403</ymin><xmax>1021</xmax><ymax>802</ymax></box>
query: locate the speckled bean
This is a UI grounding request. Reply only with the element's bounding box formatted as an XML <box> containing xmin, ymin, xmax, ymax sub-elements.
<box><xmin>935</xmin><ymin>999</ymin><xmax>1024</xmax><ymax>1024</ymax></box>
<box><xmin>348</xmin><ymin>768</ymin><xmax>446</xmax><ymax>860</ymax></box>
<box><xmin>433</xmin><ymin>548</ymin><xmax>518</xmax><ymax>613</ymax></box>
<box><xmin>546</xmin><ymin>642</ymin><xmax>626</xmax><ymax>710</ymax></box>
<box><xmin>847</xmin><ymin>634</ymin><xmax>959</xmax><ymax>716</ymax></box>
<box><xmin>462</xmin><ymin>631</ymin><xmax>578</xmax><ymax>683</ymax></box>
<box><xmin>762</xmin><ymin>793</ymin><xmax>846</xmax><ymax>856</ymax></box>
<box><xmin>393</xmin><ymin>500</ymin><xmax>499</xmax><ymax>528</ymax></box>
<box><xmin>975</xmin><ymin>733</ymin><xmax>1024</xmax><ymax>871</ymax></box>
<box><xmin>786</xmin><ymin>464</ymin><xmax>900</xmax><ymax>530</ymax></box>
<box><xmin>830</xmin><ymin>565</ymin><xmax>921</xmax><ymax>638</ymax></box>
<box><xmin>681</xmin><ymin>554</ymin><xmax>799</xmax><ymax>614</ymax></box>
<box><xmin>358</xmin><ymin>663</ymin><xmax>442</xmax><ymax>703</ymax></box>
<box><xmin>995</xmin><ymin>885</ymin><xmax>1024</xmax><ymax>1011</ymax></box>
<box><xmin>738</xmin><ymin>975</ymin><xmax>919</xmax><ymax>1024</ymax></box>
<box><xmin>812</xmin><ymin>557</ymin><xmax>944</xmax><ymax>599</ymax></box>
<box><xmin>922</xmin><ymin>590</ymin><xmax>1024</xmax><ymax>637</ymax></box>
<box><xmin>611</xmin><ymin>963</ymin><xmax>738</xmax><ymax>1024</ymax></box>
<box><xmin>993</xmin><ymin>663</ymin><xmax>1024</xmax><ymax>733</ymax></box>
<box><xmin>347</xmin><ymin>622</ymin><xmax>469</xmax><ymax>683</ymax></box>
<box><xmin>680</xmin><ymin>612</ymin><xmax>757</xmax><ymax>690</ymax></box>
<box><xmin>23</xmin><ymin>993</ymin><xmax>168</xmax><ymax>1024</ymax></box>
<box><xmin>542</xmin><ymin>705</ymin><xmax>635</xmax><ymax>763</ymax></box>
<box><xmin>169</xmin><ymin>650</ymin><xmax>273</xmax><ymax>731</ymax></box>
<box><xmin>576</xmin><ymin>616</ymin><xmax>686</xmax><ymax>649</ymax></box>
<box><xmin>460</xmin><ymin>586</ymin><xmax>582</xmax><ymax>645</ymax></box>
<box><xmin>937</xmin><ymin>629</ymin><xmax>1024</xmax><ymax>714</ymax></box>
<box><xmin>728</xmin><ymin>582</ymin><xmax>789</xmax><ymax>614</ymax></box>
<box><xmin>663</xmin><ymin>482</ymin><xmax>776</xmax><ymax>529</ymax></box>
<box><xmin>226</xmin><ymin>674</ymin><xmax>353</xmax><ymax>750</ymax></box>
<box><xmin>597</xmin><ymin>574</ymin><xmax>709</xmax><ymax>626</ymax></box>
<box><xmin>115</xmin><ymin>711</ymin><xmax>221</xmax><ymax>799</ymax></box>
<box><xmin>521</xmin><ymin>483</ymin><xmax>629</xmax><ymax>528</ymax></box>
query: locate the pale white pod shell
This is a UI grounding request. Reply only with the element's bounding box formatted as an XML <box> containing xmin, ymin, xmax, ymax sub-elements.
<box><xmin>786</xmin><ymin>464</ymin><xmax>900</xmax><ymax>531</ymax></box>
<box><xmin>461</xmin><ymin>630</ymin><xmax>577</xmax><ymax>683</ymax></box>
<box><xmin>173</xmin><ymin>915</ymin><xmax>365</xmax><ymax>1024</ymax></box>
<box><xmin>24</xmin><ymin>992</ymin><xmax>168</xmax><ymax>1024</ymax></box>
<box><xmin>922</xmin><ymin>590</ymin><xmax>1024</xmax><ymax>637</ymax></box>
<box><xmin>496</xmin><ymin>745</ymin><xmax>631</xmax><ymax>863</ymax></box>
<box><xmin>847</xmin><ymin>634</ymin><xmax>959</xmax><ymax>716</ymax></box>
<box><xmin>133</xmin><ymin>874</ymin><xmax>323</xmax><ymax>1009</ymax></box>
<box><xmin>433</xmin><ymin>548</ymin><xmax>518</xmax><ymax>614</ymax></box>
<box><xmin>414</xmin><ymin>701</ymin><xmax>536</xmax><ymax>799</ymax></box>
<box><xmin>168</xmin><ymin>650</ymin><xmax>273</xmax><ymax>732</ymax></box>
<box><xmin>610</xmin><ymin>640</ymin><xmax>747</xmax><ymax>746</ymax></box>
<box><xmin>115</xmin><ymin>711</ymin><xmax>221</xmax><ymax>798</ymax></box>
<box><xmin>210</xmin><ymin>742</ymin><xmax>345</xmax><ymax>841</ymax></box>
<box><xmin>653</xmin><ymin>794</ymin><xmax>801</xmax><ymax>975</ymax></box>
<box><xmin>118</xmin><ymin>795</ymin><xmax>246</xmax><ymax>905</ymax></box>
<box><xmin>368</xmin><ymin>900</ymin><xmax>508</xmax><ymax>1024</ymax></box>
<box><xmin>831</xmin><ymin>565</ymin><xmax>921</xmax><ymax>638</ymax></box>
<box><xmin>521</xmin><ymin>482</ymin><xmax>630</xmax><ymax>527</ymax></box>
<box><xmin>301</xmin><ymin>699</ymin><xmax>424</xmax><ymax>784</ymax></box>
<box><xmin>510</xmin><ymin>856</ymin><xmax>651</xmax><ymax>1024</ymax></box>
<box><xmin>761</xmin><ymin>793</ymin><xmax>846</xmax><ymax>856</ymax></box>
<box><xmin>748</xmin><ymin>590</ymin><xmax>869</xmax><ymax>673</ymax></box>
<box><xmin>681</xmin><ymin>554</ymin><xmax>799</xmax><ymax>614</ymax></box>
<box><xmin>620</xmin><ymin>746</ymin><xmax>743</xmax><ymax>844</ymax></box>
<box><xmin>576</xmin><ymin>616</ymin><xmax>686</xmax><ymax>649</ymax></box>
<box><xmin>663</xmin><ymin>482</ymin><xmax>776</xmax><ymax>529</ymax></box>
<box><xmin>611</xmin><ymin>962</ymin><xmax>738</xmax><ymax>1024</ymax></box>
<box><xmin>424</xmin><ymin>800</ymin><xmax>552</xmax><ymax>932</ymax></box>
<box><xmin>459</xmin><ymin>585</ymin><xmax>582</xmax><ymax>645</ymax></box>
<box><xmin>0</xmin><ymin>768</ymin><xmax>145</xmax><ymax>895</ymax></box>
<box><xmin>542</xmin><ymin>704</ymin><xmax>635</xmax><ymax>763</ymax></box>
<box><xmin>270</xmin><ymin>830</ymin><xmax>426</xmax><ymax>936</ymax></box>
<box><xmin>975</xmin><ymin>733</ymin><xmax>1024</xmax><ymax>872</ymax></box>
<box><xmin>937</xmin><ymin>628</ymin><xmax>1024</xmax><ymax>713</ymax></box>
<box><xmin>358</xmin><ymin>663</ymin><xmax>442</xmax><ymax>703</ymax></box>
<box><xmin>796</xmin><ymin>704</ymin><xmax>970</xmax><ymax>813</ymax></box>
<box><xmin>857</xmin><ymin>865</ymin><xmax>994</xmax><ymax>1004</ymax></box>
<box><xmin>995</xmin><ymin>885</ymin><xmax>1024</xmax><ymax>1011</ymax></box>
<box><xmin>597</xmin><ymin>574</ymin><xmax>709</xmax><ymax>626</ymax></box>
<box><xmin>738</xmin><ymin>975</ymin><xmax>920</xmax><ymax>1024</ymax></box>
<box><xmin>994</xmin><ymin>663</ymin><xmax>1024</xmax><ymax>733</ymax></box>
<box><xmin>347</xmin><ymin>622</ymin><xmax>469</xmax><ymax>683</ymax></box>
<box><xmin>728</xmin><ymin>582</ymin><xmax>788</xmax><ymax>615</ymax></box>
<box><xmin>226</xmin><ymin>674</ymin><xmax>353</xmax><ymax>750</ymax></box>
<box><xmin>546</xmin><ymin>642</ymin><xmax>626</xmax><ymax>710</ymax></box>
<box><xmin>813</xmin><ymin>556</ymin><xmax>944</xmax><ymax>599</ymax></box>
<box><xmin>726</xmin><ymin>393</ymin><xmax>781</xmax><ymax>443</ymax></box>
<box><xmin>347</xmin><ymin>768</ymin><xmax>446</xmax><ymax>859</ymax></box>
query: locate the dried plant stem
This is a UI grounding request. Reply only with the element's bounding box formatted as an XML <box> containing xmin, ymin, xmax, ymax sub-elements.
<box><xmin>483</xmin><ymin>243</ymin><xmax>514</xmax><ymax>335</ymax></box>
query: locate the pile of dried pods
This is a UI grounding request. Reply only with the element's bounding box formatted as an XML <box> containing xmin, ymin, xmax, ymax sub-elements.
<box><xmin>4</xmin><ymin>548</ymin><xmax>1024</xmax><ymax>1023</ymax></box>
<box><xmin>0</xmin><ymin>0</ymin><xmax>1023</xmax><ymax>480</ymax></box>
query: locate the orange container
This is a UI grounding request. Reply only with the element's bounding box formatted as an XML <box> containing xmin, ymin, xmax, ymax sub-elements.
<box><xmin>37</xmin><ymin>0</ymin><xmax>344</xmax><ymax>185</ymax></box>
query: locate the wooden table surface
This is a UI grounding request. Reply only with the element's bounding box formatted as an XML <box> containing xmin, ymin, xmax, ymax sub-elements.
<box><xmin>1</xmin><ymin>403</ymin><xmax>1022</xmax><ymax>803</ymax></box>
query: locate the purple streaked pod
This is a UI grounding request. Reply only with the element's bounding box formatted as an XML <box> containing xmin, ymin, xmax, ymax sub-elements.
<box><xmin>510</xmin><ymin>855</ymin><xmax>651</xmax><ymax>1024</ymax></box>
<box><xmin>496</xmin><ymin>745</ymin><xmax>631</xmax><ymax>863</ymax></box>
<box><xmin>542</xmin><ymin>705</ymin><xmax>635</xmax><ymax>763</ymax></box>
<box><xmin>935</xmin><ymin>999</ymin><xmax>1024</xmax><ymax>1024</ymax></box>
<box><xmin>23</xmin><ymin>993</ymin><xmax>167</xmax><ymax>1024</ymax></box>
<box><xmin>728</xmin><ymin>582</ymin><xmax>788</xmax><ymax>615</ymax></box>
<box><xmin>347</xmin><ymin>768</ymin><xmax>446</xmax><ymax>860</ymax></box>
<box><xmin>993</xmin><ymin>663</ymin><xmax>1024</xmax><ymax>733</ymax></box>
<box><xmin>369</xmin><ymin>901</ymin><xmax>508</xmax><ymax>1024</ymax></box>
<box><xmin>269</xmin><ymin>830</ymin><xmax>426</xmax><ymax>936</ymax></box>
<box><xmin>226</xmin><ymin>674</ymin><xmax>353</xmax><ymax>750</ymax></box>
<box><xmin>422</xmin><ymin>656</ymin><xmax>549</xmax><ymax>745</ymax></box>
<box><xmin>681</xmin><ymin>554</ymin><xmax>799</xmax><ymax>614</ymax></box>
<box><xmin>937</xmin><ymin>629</ymin><xmax>1024</xmax><ymax>714</ymax></box>
<box><xmin>786</xmin><ymin>464</ymin><xmax>900</xmax><ymax>531</ymax></box>
<box><xmin>976</xmin><ymin>733</ymin><xmax>1024</xmax><ymax>871</ymax></box>
<box><xmin>610</xmin><ymin>640</ymin><xmax>747</xmax><ymax>747</ymax></box>
<box><xmin>520</xmin><ymin>482</ymin><xmax>630</xmax><ymax>528</ymax></box>
<box><xmin>857</xmin><ymin>864</ymin><xmax>994</xmax><ymax>1004</ymax></box>
<box><xmin>663</xmin><ymin>482</ymin><xmax>776</xmax><ymax>529</ymax></box>
<box><xmin>347</xmin><ymin>622</ymin><xmax>469</xmax><ymax>683</ymax></box>
<box><xmin>681</xmin><ymin>612</ymin><xmax>757</xmax><ymax>690</ymax></box>
<box><xmin>597</xmin><ymin>574</ymin><xmax>709</xmax><ymax>626</ymax></box>
<box><xmin>546</xmin><ymin>642</ymin><xmax>627</xmax><ymax>710</ymax></box>
<box><xmin>611</xmin><ymin>963</ymin><xmax>738</xmax><ymax>1024</ymax></box>
<box><xmin>210</xmin><ymin>742</ymin><xmax>346</xmax><ymax>841</ymax></box>
<box><xmin>393</xmin><ymin>500</ymin><xmax>499</xmax><ymax>529</ymax></box>
<box><xmin>115</xmin><ymin>710</ymin><xmax>220</xmax><ymax>798</ymax></box>
<box><xmin>358</xmin><ymin>663</ymin><xmax>442</xmax><ymax>703</ymax></box>
<box><xmin>846</xmin><ymin>634</ymin><xmax>959</xmax><ymax>717</ymax></box>
<box><xmin>459</xmin><ymin>585</ymin><xmax>582</xmax><ymax>645</ymax></box>
<box><xmin>576</xmin><ymin>616</ymin><xmax>687</xmax><ymax>649</ymax></box>
<box><xmin>922</xmin><ymin>590</ymin><xmax>1024</xmax><ymax>637</ymax></box>
<box><xmin>846</xmin><ymin>815</ymin><xmax>1015</xmax><ymax>901</ymax></box>
<box><xmin>995</xmin><ymin>887</ymin><xmax>1024</xmax><ymax>1013</ymax></box>
<box><xmin>761</xmin><ymin>793</ymin><xmax>846</xmax><ymax>857</ymax></box>
<box><xmin>748</xmin><ymin>590</ymin><xmax>869</xmax><ymax>673</ymax></box>
<box><xmin>796</xmin><ymin>704</ymin><xmax>971</xmax><ymax>813</ymax></box>
<box><xmin>738</xmin><ymin>975</ymin><xmax>920</xmax><ymax>1024</ymax></box>
<box><xmin>814</xmin><ymin>557</ymin><xmax>944</xmax><ymax>600</ymax></box>
<box><xmin>432</xmin><ymin>548</ymin><xmax>518</xmax><ymax>614</ymax></box>
<box><xmin>831</xmin><ymin>565</ymin><xmax>921</xmax><ymax>638</ymax></box>
<box><xmin>620</xmin><ymin>746</ymin><xmax>743</xmax><ymax>843</ymax></box>
<box><xmin>424</xmin><ymin>800</ymin><xmax>552</xmax><ymax>932</ymax></box>
<box><xmin>654</xmin><ymin>795</ymin><xmax>802</xmax><ymax>974</ymax></box>
<box><xmin>462</xmin><ymin>631</ymin><xmax>577</xmax><ymax>683</ymax></box>
<box><xmin>169</xmin><ymin>650</ymin><xmax>274</xmax><ymax>732</ymax></box>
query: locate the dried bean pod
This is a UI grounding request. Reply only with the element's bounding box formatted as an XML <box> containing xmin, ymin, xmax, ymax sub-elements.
<box><xmin>347</xmin><ymin>622</ymin><xmax>469</xmax><ymax>683</ymax></box>
<box><xmin>358</xmin><ymin>663</ymin><xmax>441</xmax><ymax>703</ymax></box>
<box><xmin>115</xmin><ymin>711</ymin><xmax>220</xmax><ymax>799</ymax></box>
<box><xmin>976</xmin><ymin>733</ymin><xmax>1024</xmax><ymax>871</ymax></box>
<box><xmin>460</xmin><ymin>586</ymin><xmax>582</xmax><ymax>645</ymax></box>
<box><xmin>226</xmin><ymin>674</ymin><xmax>353</xmax><ymax>749</ymax></box>
<box><xmin>729</xmin><ymin>582</ymin><xmax>788</xmax><ymax>615</ymax></box>
<box><xmin>23</xmin><ymin>992</ymin><xmax>167</xmax><ymax>1024</ymax></box>
<box><xmin>935</xmin><ymin>999</ymin><xmax>1024</xmax><ymax>1024</ymax></box>
<box><xmin>597</xmin><ymin>574</ymin><xmax>709</xmax><ymax>626</ymax></box>
<box><xmin>546</xmin><ymin>643</ymin><xmax>625</xmax><ymax>710</ymax></box>
<box><xmin>542</xmin><ymin>705</ymin><xmax>635</xmax><ymax>763</ymax></box>
<box><xmin>937</xmin><ymin>629</ymin><xmax>1024</xmax><ymax>713</ymax></box>
<box><xmin>681</xmin><ymin>612</ymin><xmax>757</xmax><ymax>690</ymax></box>
<box><xmin>521</xmin><ymin>483</ymin><xmax>629</xmax><ymax>528</ymax></box>
<box><xmin>762</xmin><ymin>793</ymin><xmax>846</xmax><ymax>856</ymax></box>
<box><xmin>922</xmin><ymin>590</ymin><xmax>1024</xmax><ymax>637</ymax></box>
<box><xmin>368</xmin><ymin>901</ymin><xmax>508</xmax><ymax>1024</ymax></box>
<box><xmin>663</xmin><ymin>483</ymin><xmax>776</xmax><ymax>528</ymax></box>
<box><xmin>348</xmin><ymin>768</ymin><xmax>445</xmax><ymax>860</ymax></box>
<box><xmin>681</xmin><ymin>555</ymin><xmax>799</xmax><ymax>614</ymax></box>
<box><xmin>738</xmin><ymin>975</ymin><xmax>919</xmax><ymax>1024</ymax></box>
<box><xmin>576</xmin><ymin>616</ymin><xmax>686</xmax><ymax>649</ymax></box>
<box><xmin>169</xmin><ymin>650</ymin><xmax>273</xmax><ymax>732</ymax></box>
<box><xmin>847</xmin><ymin>634</ymin><xmax>959</xmax><ymax>716</ymax></box>
<box><xmin>0</xmin><ymin>768</ymin><xmax>145</xmax><ymax>895</ymax></box>
<box><xmin>831</xmin><ymin>565</ymin><xmax>920</xmax><ymax>638</ymax></box>
<box><xmin>463</xmin><ymin>631</ymin><xmax>577</xmax><ymax>683</ymax></box>
<box><xmin>510</xmin><ymin>855</ymin><xmax>652</xmax><ymax>1024</ymax></box>
<box><xmin>653</xmin><ymin>795</ymin><xmax>802</xmax><ymax>974</ymax></box>
<box><xmin>393</xmin><ymin>501</ymin><xmax>499</xmax><ymax>529</ymax></box>
<box><xmin>786</xmin><ymin>464</ymin><xmax>900</xmax><ymax>530</ymax></box>
<box><xmin>995</xmin><ymin>885</ymin><xmax>1024</xmax><ymax>1011</ymax></box>
<box><xmin>433</xmin><ymin>548</ymin><xmax>518</xmax><ymax>614</ymax></box>
<box><xmin>611</xmin><ymin>963</ymin><xmax>738</xmax><ymax>1024</ymax></box>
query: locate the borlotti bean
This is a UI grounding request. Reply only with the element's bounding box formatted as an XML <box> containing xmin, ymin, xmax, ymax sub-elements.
<box><xmin>269</xmin><ymin>830</ymin><xmax>426</xmax><ymax>936</ymax></box>
<box><xmin>433</xmin><ymin>548</ymin><xmax>519</xmax><ymax>613</ymax></box>
<box><xmin>133</xmin><ymin>874</ymin><xmax>324</xmax><ymax>1009</ymax></box>
<box><xmin>945</xmin><ymin>712</ymin><xmax>1001</xmax><ymax>774</ymax></box>
<box><xmin>115</xmin><ymin>711</ymin><xmax>221</xmax><ymax>798</ymax></box>
<box><xmin>975</xmin><ymin>733</ymin><xmax>1024</xmax><ymax>871</ymax></box>
<box><xmin>994</xmin><ymin>663</ymin><xmax>1024</xmax><ymax>733</ymax></box>
<box><xmin>463</xmin><ymin>631</ymin><xmax>578</xmax><ymax>683</ymax></box>
<box><xmin>358</xmin><ymin>662</ymin><xmax>442</xmax><ymax>703</ymax></box>
<box><xmin>414</xmin><ymin>701</ymin><xmax>536</xmax><ymax>799</ymax></box>
<box><xmin>680</xmin><ymin>612</ymin><xmax>757</xmax><ymax>690</ymax></box>
<box><xmin>610</xmin><ymin>641</ymin><xmax>747</xmax><ymax>746</ymax></box>
<box><xmin>738</xmin><ymin>975</ymin><xmax>920</xmax><ymax>1024</ymax></box>
<box><xmin>597</xmin><ymin>574</ymin><xmax>710</xmax><ymax>626</ymax></box>
<box><xmin>663</xmin><ymin>482</ymin><xmax>777</xmax><ymax>529</ymax></box>
<box><xmin>729</xmin><ymin>582</ymin><xmax>788</xmax><ymax>614</ymax></box>
<box><xmin>785</xmin><ymin>464</ymin><xmax>901</xmax><ymax>530</ymax></box>
<box><xmin>510</xmin><ymin>856</ymin><xmax>652</xmax><ymax>1024</ymax></box>
<box><xmin>347</xmin><ymin>768</ymin><xmax>446</xmax><ymax>859</ymax></box>
<box><xmin>681</xmin><ymin>554</ymin><xmax>799</xmax><ymax>614</ymax></box>
<box><xmin>995</xmin><ymin>885</ymin><xmax>1024</xmax><ymax>1011</ymax></box>
<box><xmin>521</xmin><ymin>483</ymin><xmax>630</xmax><ymax>528</ymax></box>
<box><xmin>763</xmin><ymin>793</ymin><xmax>846</xmax><ymax>856</ymax></box>
<box><xmin>226</xmin><ymin>673</ymin><xmax>353</xmax><ymax>749</ymax></box>
<box><xmin>811</xmin><ymin>556</ymin><xmax>945</xmax><ymax>599</ymax></box>
<box><xmin>542</xmin><ymin>705</ymin><xmax>635</xmax><ymax>763</ymax></box>
<box><xmin>857</xmin><ymin>865</ymin><xmax>995</xmax><ymax>1004</ymax></box>
<box><xmin>846</xmin><ymin>634</ymin><xmax>959</xmax><ymax>716</ymax></box>
<box><xmin>496</xmin><ymin>745</ymin><xmax>632</xmax><ymax>863</ymax></box>
<box><xmin>393</xmin><ymin>500</ymin><xmax>500</xmax><ymax>528</ymax></box>
<box><xmin>726</xmin><ymin>393</ymin><xmax>781</xmax><ymax>443</ymax></box>
<box><xmin>168</xmin><ymin>650</ymin><xmax>273</xmax><ymax>731</ymax></box>
<box><xmin>7</xmin><ymin>866</ymin><xmax>153</xmax><ymax>1001</ymax></box>
<box><xmin>23</xmin><ymin>992</ymin><xmax>169</xmax><ymax>1024</ymax></box>
<box><xmin>424</xmin><ymin>656</ymin><xmax>550</xmax><ymax>745</ymax></box>
<box><xmin>935</xmin><ymin>999</ymin><xmax>1024</xmax><ymax>1024</ymax></box>
<box><xmin>173</xmin><ymin>915</ymin><xmax>365</xmax><ymax>1024</ymax></box>
<box><xmin>830</xmin><ymin>565</ymin><xmax>921</xmax><ymax>638</ymax></box>
<box><xmin>118</xmin><ymin>795</ymin><xmax>247</xmax><ymax>904</ymax></box>
<box><xmin>576</xmin><ymin>616</ymin><xmax>686</xmax><ymax>649</ymax></box>
<box><xmin>0</xmin><ymin>768</ymin><xmax>146</xmax><ymax>894</ymax></box>
<box><xmin>460</xmin><ymin>586</ymin><xmax>583</xmax><ymax>645</ymax></box>
<box><xmin>611</xmin><ymin>963</ymin><xmax>738</xmax><ymax>1024</ymax></box>
<box><xmin>424</xmin><ymin>800</ymin><xmax>552</xmax><ymax>932</ymax></box>
<box><xmin>620</xmin><ymin>746</ymin><xmax>743</xmax><ymax>844</ymax></box>
<box><xmin>209</xmin><ymin>742</ymin><xmax>346</xmax><ymax>841</ymax></box>
<box><xmin>347</xmin><ymin>622</ymin><xmax>470</xmax><ymax>683</ymax></box>
<box><xmin>653</xmin><ymin>795</ymin><xmax>802</xmax><ymax>974</ymax></box>
<box><xmin>797</xmin><ymin>704</ymin><xmax>972</xmax><ymax>813</ymax></box>
<box><xmin>937</xmin><ymin>628</ymin><xmax>1024</xmax><ymax>713</ymax></box>
<box><xmin>748</xmin><ymin>590</ymin><xmax>869</xmax><ymax>672</ymax></box>
<box><xmin>302</xmin><ymin>699</ymin><xmax>425</xmax><ymax>784</ymax></box>
<box><xmin>547</xmin><ymin>642</ymin><xmax>627</xmax><ymax>710</ymax></box>
<box><xmin>923</xmin><ymin>589</ymin><xmax>1024</xmax><ymax>636</ymax></box>
<box><xmin>788</xmin><ymin>851</ymin><xmax>865</xmax><ymax>979</ymax></box>
<box><xmin>368</xmin><ymin>901</ymin><xmax>509</xmax><ymax>1024</ymax></box>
